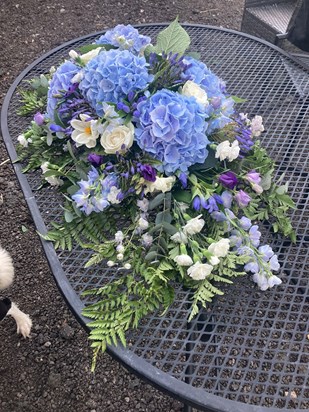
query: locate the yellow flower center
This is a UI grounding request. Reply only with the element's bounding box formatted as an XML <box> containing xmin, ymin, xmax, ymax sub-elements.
<box><xmin>84</xmin><ymin>126</ymin><xmax>92</xmax><ymax>135</ymax></box>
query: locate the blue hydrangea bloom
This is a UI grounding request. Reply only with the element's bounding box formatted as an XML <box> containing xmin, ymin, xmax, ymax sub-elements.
<box><xmin>47</xmin><ymin>61</ymin><xmax>80</xmax><ymax>121</ymax></box>
<box><xmin>72</xmin><ymin>168</ymin><xmax>118</xmax><ymax>215</ymax></box>
<box><xmin>135</xmin><ymin>89</ymin><xmax>210</xmax><ymax>175</ymax></box>
<box><xmin>182</xmin><ymin>56</ymin><xmax>234</xmax><ymax>133</ymax></box>
<box><xmin>79</xmin><ymin>49</ymin><xmax>153</xmax><ymax>116</ymax></box>
<box><xmin>96</xmin><ymin>24</ymin><xmax>151</xmax><ymax>55</ymax></box>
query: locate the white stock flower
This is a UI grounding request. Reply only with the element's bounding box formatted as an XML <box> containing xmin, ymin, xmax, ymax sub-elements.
<box><xmin>144</xmin><ymin>176</ymin><xmax>176</xmax><ymax>195</ymax></box>
<box><xmin>187</xmin><ymin>262</ymin><xmax>213</xmax><ymax>280</ymax></box>
<box><xmin>137</xmin><ymin>198</ymin><xmax>149</xmax><ymax>213</ymax></box>
<box><xmin>183</xmin><ymin>215</ymin><xmax>205</xmax><ymax>236</ymax></box>
<box><xmin>208</xmin><ymin>238</ymin><xmax>230</xmax><ymax>257</ymax></box>
<box><xmin>181</xmin><ymin>80</ymin><xmax>209</xmax><ymax>106</ymax></box>
<box><xmin>141</xmin><ymin>233</ymin><xmax>153</xmax><ymax>247</ymax></box>
<box><xmin>40</xmin><ymin>162</ymin><xmax>64</xmax><ymax>187</ymax></box>
<box><xmin>100</xmin><ymin>122</ymin><xmax>134</xmax><ymax>154</ymax></box>
<box><xmin>17</xmin><ymin>134</ymin><xmax>32</xmax><ymax>148</ymax></box>
<box><xmin>174</xmin><ymin>254</ymin><xmax>193</xmax><ymax>266</ymax></box>
<box><xmin>71</xmin><ymin>114</ymin><xmax>100</xmax><ymax>148</ymax></box>
<box><xmin>80</xmin><ymin>47</ymin><xmax>102</xmax><ymax>64</ymax></box>
<box><xmin>251</xmin><ymin>115</ymin><xmax>264</xmax><ymax>137</ymax></box>
<box><xmin>138</xmin><ymin>217</ymin><xmax>149</xmax><ymax>230</ymax></box>
<box><xmin>209</xmin><ymin>256</ymin><xmax>220</xmax><ymax>266</ymax></box>
<box><xmin>107</xmin><ymin>186</ymin><xmax>122</xmax><ymax>204</ymax></box>
<box><xmin>215</xmin><ymin>140</ymin><xmax>240</xmax><ymax>162</ymax></box>
<box><xmin>170</xmin><ymin>231</ymin><xmax>188</xmax><ymax>244</ymax></box>
<box><xmin>114</xmin><ymin>231</ymin><xmax>124</xmax><ymax>243</ymax></box>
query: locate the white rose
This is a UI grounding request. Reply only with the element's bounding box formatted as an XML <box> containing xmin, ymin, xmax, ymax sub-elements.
<box><xmin>107</xmin><ymin>186</ymin><xmax>122</xmax><ymax>204</ymax></box>
<box><xmin>208</xmin><ymin>238</ymin><xmax>230</xmax><ymax>257</ymax></box>
<box><xmin>170</xmin><ymin>231</ymin><xmax>188</xmax><ymax>244</ymax></box>
<box><xmin>100</xmin><ymin>122</ymin><xmax>134</xmax><ymax>154</ymax></box>
<box><xmin>183</xmin><ymin>215</ymin><xmax>205</xmax><ymax>236</ymax></box>
<box><xmin>181</xmin><ymin>80</ymin><xmax>209</xmax><ymax>106</ymax></box>
<box><xmin>187</xmin><ymin>262</ymin><xmax>213</xmax><ymax>280</ymax></box>
<box><xmin>251</xmin><ymin>115</ymin><xmax>264</xmax><ymax>137</ymax></box>
<box><xmin>215</xmin><ymin>140</ymin><xmax>240</xmax><ymax>162</ymax></box>
<box><xmin>209</xmin><ymin>256</ymin><xmax>220</xmax><ymax>266</ymax></box>
<box><xmin>144</xmin><ymin>176</ymin><xmax>176</xmax><ymax>194</ymax></box>
<box><xmin>174</xmin><ymin>255</ymin><xmax>193</xmax><ymax>266</ymax></box>
<box><xmin>80</xmin><ymin>47</ymin><xmax>101</xmax><ymax>64</ymax></box>
<box><xmin>138</xmin><ymin>217</ymin><xmax>149</xmax><ymax>230</ymax></box>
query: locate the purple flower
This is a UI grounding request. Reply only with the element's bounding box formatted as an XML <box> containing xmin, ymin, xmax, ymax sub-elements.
<box><xmin>221</xmin><ymin>191</ymin><xmax>233</xmax><ymax>208</ymax></box>
<box><xmin>192</xmin><ymin>196</ymin><xmax>201</xmax><ymax>211</ymax></box>
<box><xmin>211</xmin><ymin>211</ymin><xmax>226</xmax><ymax>222</ymax></box>
<box><xmin>249</xmin><ymin>225</ymin><xmax>261</xmax><ymax>247</ymax></box>
<box><xmin>88</xmin><ymin>153</ymin><xmax>104</xmax><ymax>167</ymax></box>
<box><xmin>117</xmin><ymin>102</ymin><xmax>131</xmax><ymax>113</ymax></box>
<box><xmin>34</xmin><ymin>112</ymin><xmax>45</xmax><ymax>126</ymax></box>
<box><xmin>140</xmin><ymin>164</ymin><xmax>156</xmax><ymax>182</ymax></box>
<box><xmin>235</xmin><ymin>190</ymin><xmax>251</xmax><ymax>208</ymax></box>
<box><xmin>219</xmin><ymin>171</ymin><xmax>238</xmax><ymax>189</ymax></box>
<box><xmin>239</xmin><ymin>216</ymin><xmax>252</xmax><ymax>231</ymax></box>
<box><xmin>204</xmin><ymin>196</ymin><xmax>219</xmax><ymax>213</ymax></box>
<box><xmin>245</xmin><ymin>170</ymin><xmax>261</xmax><ymax>185</ymax></box>
<box><xmin>178</xmin><ymin>172</ymin><xmax>188</xmax><ymax>189</ymax></box>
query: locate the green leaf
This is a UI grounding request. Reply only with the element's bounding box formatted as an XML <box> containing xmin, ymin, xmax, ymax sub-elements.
<box><xmin>64</xmin><ymin>210</ymin><xmax>74</xmax><ymax>223</ymax></box>
<box><xmin>152</xmin><ymin>18</ymin><xmax>190</xmax><ymax>56</ymax></box>
<box><xmin>148</xmin><ymin>193</ymin><xmax>165</xmax><ymax>210</ymax></box>
<box><xmin>145</xmin><ymin>251</ymin><xmax>159</xmax><ymax>262</ymax></box>
<box><xmin>155</xmin><ymin>210</ymin><xmax>172</xmax><ymax>225</ymax></box>
<box><xmin>260</xmin><ymin>170</ymin><xmax>272</xmax><ymax>190</ymax></box>
<box><xmin>231</xmin><ymin>95</ymin><xmax>247</xmax><ymax>103</ymax></box>
<box><xmin>79</xmin><ymin>44</ymin><xmax>114</xmax><ymax>54</ymax></box>
<box><xmin>21</xmin><ymin>225</ymin><xmax>29</xmax><ymax>233</ymax></box>
<box><xmin>161</xmin><ymin>222</ymin><xmax>178</xmax><ymax>235</ymax></box>
<box><xmin>173</xmin><ymin>190</ymin><xmax>191</xmax><ymax>203</ymax></box>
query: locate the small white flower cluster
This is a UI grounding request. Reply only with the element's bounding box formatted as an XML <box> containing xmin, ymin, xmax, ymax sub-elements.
<box><xmin>215</xmin><ymin>140</ymin><xmax>240</xmax><ymax>162</ymax></box>
<box><xmin>17</xmin><ymin>134</ymin><xmax>32</xmax><ymax>148</ymax></box>
<box><xmin>40</xmin><ymin>162</ymin><xmax>64</xmax><ymax>187</ymax></box>
<box><xmin>107</xmin><ymin>186</ymin><xmax>122</xmax><ymax>205</ymax></box>
<box><xmin>136</xmin><ymin>198</ymin><xmax>153</xmax><ymax>248</ymax></box>
<box><xmin>107</xmin><ymin>230</ymin><xmax>131</xmax><ymax>270</ymax></box>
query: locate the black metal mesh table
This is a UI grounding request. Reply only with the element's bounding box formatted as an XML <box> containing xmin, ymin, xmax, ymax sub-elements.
<box><xmin>1</xmin><ymin>24</ymin><xmax>309</xmax><ymax>412</ymax></box>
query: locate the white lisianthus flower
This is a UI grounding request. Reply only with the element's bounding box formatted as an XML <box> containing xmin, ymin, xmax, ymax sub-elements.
<box><xmin>209</xmin><ymin>256</ymin><xmax>220</xmax><ymax>266</ymax></box>
<box><xmin>114</xmin><ymin>231</ymin><xmax>124</xmax><ymax>243</ymax></box>
<box><xmin>107</xmin><ymin>186</ymin><xmax>122</xmax><ymax>204</ymax></box>
<box><xmin>183</xmin><ymin>215</ymin><xmax>205</xmax><ymax>236</ymax></box>
<box><xmin>80</xmin><ymin>47</ymin><xmax>102</xmax><ymax>64</ymax></box>
<box><xmin>174</xmin><ymin>254</ymin><xmax>193</xmax><ymax>266</ymax></box>
<box><xmin>71</xmin><ymin>71</ymin><xmax>84</xmax><ymax>84</ymax></box>
<box><xmin>71</xmin><ymin>114</ymin><xmax>100</xmax><ymax>148</ymax></box>
<box><xmin>181</xmin><ymin>80</ymin><xmax>209</xmax><ymax>106</ymax></box>
<box><xmin>107</xmin><ymin>260</ymin><xmax>115</xmax><ymax>267</ymax></box>
<box><xmin>138</xmin><ymin>217</ymin><xmax>149</xmax><ymax>230</ymax></box>
<box><xmin>100</xmin><ymin>122</ymin><xmax>134</xmax><ymax>154</ymax></box>
<box><xmin>17</xmin><ymin>134</ymin><xmax>32</xmax><ymax>148</ymax></box>
<box><xmin>187</xmin><ymin>262</ymin><xmax>213</xmax><ymax>280</ymax></box>
<box><xmin>170</xmin><ymin>231</ymin><xmax>188</xmax><ymax>244</ymax></box>
<box><xmin>141</xmin><ymin>233</ymin><xmax>153</xmax><ymax>247</ymax></box>
<box><xmin>251</xmin><ymin>115</ymin><xmax>264</xmax><ymax>137</ymax></box>
<box><xmin>40</xmin><ymin>162</ymin><xmax>64</xmax><ymax>187</ymax></box>
<box><xmin>215</xmin><ymin>140</ymin><xmax>240</xmax><ymax>162</ymax></box>
<box><xmin>208</xmin><ymin>238</ymin><xmax>230</xmax><ymax>257</ymax></box>
<box><xmin>144</xmin><ymin>176</ymin><xmax>176</xmax><ymax>194</ymax></box>
<box><xmin>137</xmin><ymin>198</ymin><xmax>149</xmax><ymax>213</ymax></box>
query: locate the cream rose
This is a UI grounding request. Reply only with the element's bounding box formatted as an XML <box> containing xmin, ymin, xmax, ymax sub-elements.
<box><xmin>182</xmin><ymin>80</ymin><xmax>208</xmax><ymax>106</ymax></box>
<box><xmin>144</xmin><ymin>176</ymin><xmax>176</xmax><ymax>194</ymax></box>
<box><xmin>100</xmin><ymin>122</ymin><xmax>134</xmax><ymax>154</ymax></box>
<box><xmin>187</xmin><ymin>262</ymin><xmax>213</xmax><ymax>280</ymax></box>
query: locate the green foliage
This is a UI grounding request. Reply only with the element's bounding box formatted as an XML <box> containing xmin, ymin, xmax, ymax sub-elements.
<box><xmin>152</xmin><ymin>18</ymin><xmax>190</xmax><ymax>56</ymax></box>
<box><xmin>17</xmin><ymin>74</ymin><xmax>49</xmax><ymax>116</ymax></box>
<box><xmin>82</xmin><ymin>258</ymin><xmax>175</xmax><ymax>371</ymax></box>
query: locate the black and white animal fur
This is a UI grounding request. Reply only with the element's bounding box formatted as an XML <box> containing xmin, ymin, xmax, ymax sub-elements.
<box><xmin>0</xmin><ymin>246</ymin><xmax>32</xmax><ymax>337</ymax></box>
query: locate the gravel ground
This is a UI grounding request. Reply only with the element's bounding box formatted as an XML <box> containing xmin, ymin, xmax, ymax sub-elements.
<box><xmin>0</xmin><ymin>2</ymin><xmax>244</xmax><ymax>411</ymax></box>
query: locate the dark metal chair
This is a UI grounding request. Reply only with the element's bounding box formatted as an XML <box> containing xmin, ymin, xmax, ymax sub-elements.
<box><xmin>241</xmin><ymin>0</ymin><xmax>303</xmax><ymax>46</ymax></box>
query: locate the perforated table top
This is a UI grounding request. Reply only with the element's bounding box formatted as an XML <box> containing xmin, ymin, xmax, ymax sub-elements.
<box><xmin>1</xmin><ymin>24</ymin><xmax>309</xmax><ymax>412</ymax></box>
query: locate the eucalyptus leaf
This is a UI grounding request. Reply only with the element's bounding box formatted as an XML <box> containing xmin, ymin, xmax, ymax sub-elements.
<box><xmin>148</xmin><ymin>193</ymin><xmax>165</xmax><ymax>210</ymax></box>
<box><xmin>155</xmin><ymin>210</ymin><xmax>172</xmax><ymax>225</ymax></box>
<box><xmin>173</xmin><ymin>190</ymin><xmax>191</xmax><ymax>203</ymax></box>
<box><xmin>153</xmin><ymin>18</ymin><xmax>190</xmax><ymax>56</ymax></box>
<box><xmin>64</xmin><ymin>210</ymin><xmax>74</xmax><ymax>223</ymax></box>
<box><xmin>162</xmin><ymin>222</ymin><xmax>178</xmax><ymax>235</ymax></box>
<box><xmin>145</xmin><ymin>251</ymin><xmax>159</xmax><ymax>262</ymax></box>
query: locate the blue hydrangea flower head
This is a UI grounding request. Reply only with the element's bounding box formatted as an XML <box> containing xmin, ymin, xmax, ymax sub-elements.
<box><xmin>182</xmin><ymin>56</ymin><xmax>234</xmax><ymax>133</ymax></box>
<box><xmin>95</xmin><ymin>24</ymin><xmax>152</xmax><ymax>55</ymax></box>
<box><xmin>47</xmin><ymin>61</ymin><xmax>80</xmax><ymax>121</ymax></box>
<box><xmin>79</xmin><ymin>49</ymin><xmax>153</xmax><ymax>116</ymax></box>
<box><xmin>135</xmin><ymin>89</ymin><xmax>210</xmax><ymax>175</ymax></box>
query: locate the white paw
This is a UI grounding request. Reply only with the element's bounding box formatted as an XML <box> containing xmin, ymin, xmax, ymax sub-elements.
<box><xmin>16</xmin><ymin>312</ymin><xmax>32</xmax><ymax>338</ymax></box>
